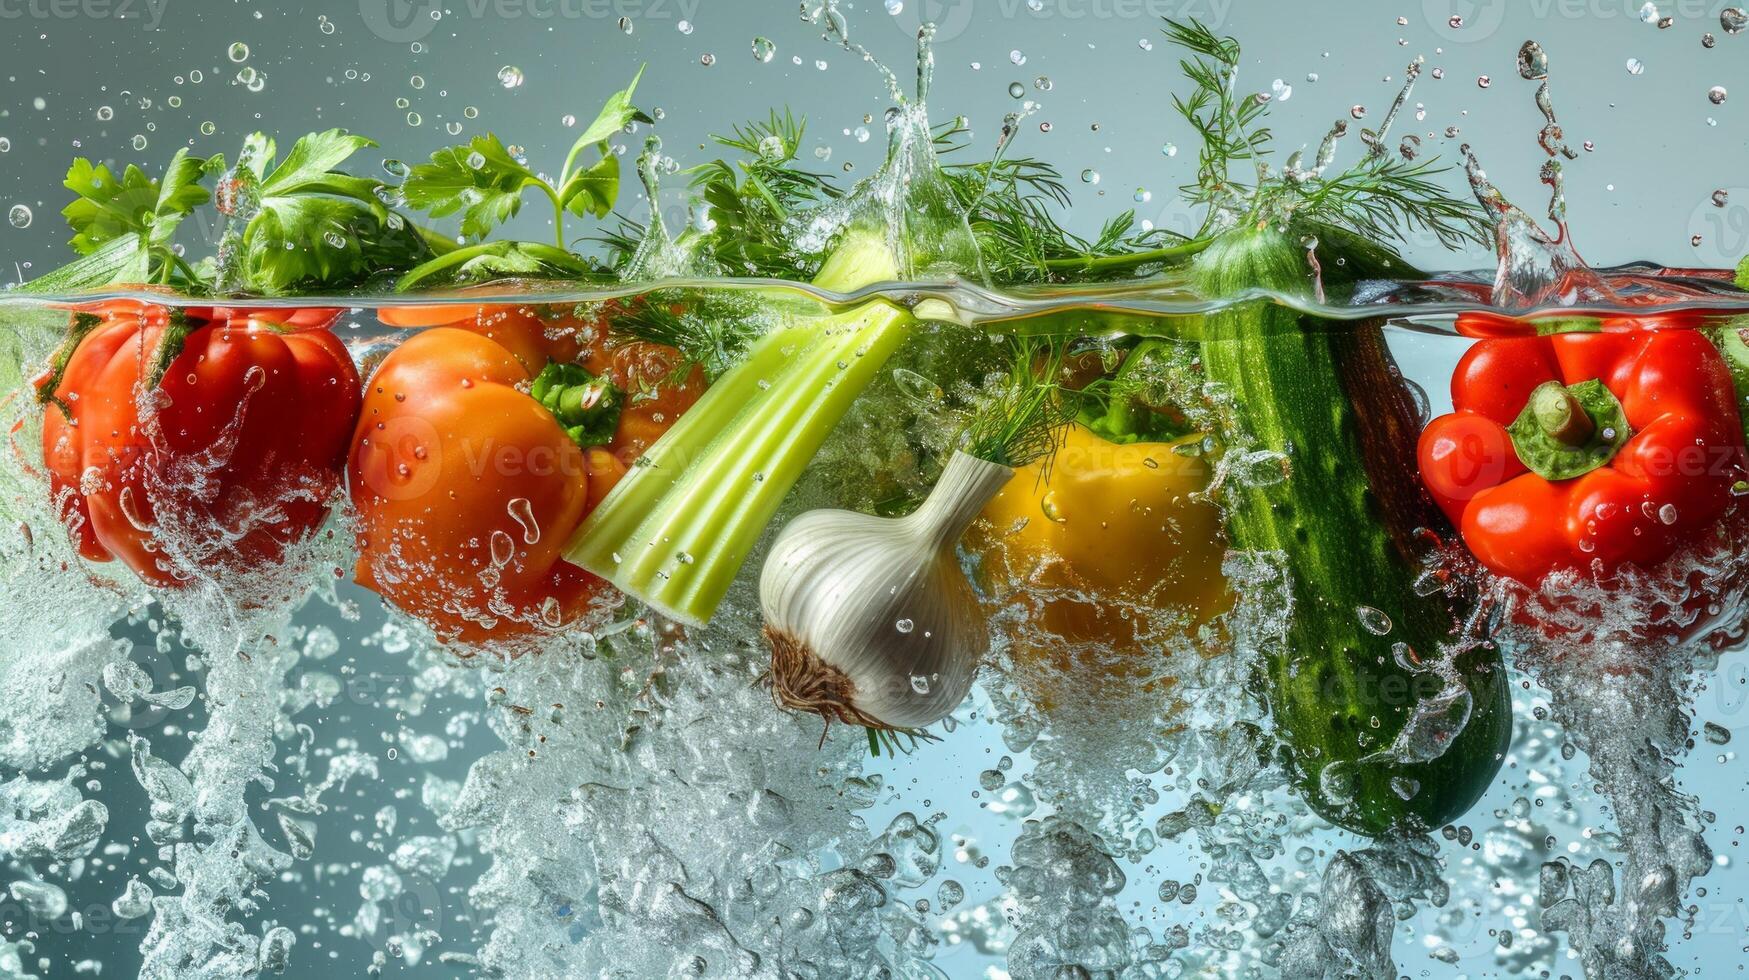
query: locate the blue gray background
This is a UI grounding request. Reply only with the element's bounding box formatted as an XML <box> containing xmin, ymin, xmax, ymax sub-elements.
<box><xmin>4</xmin><ymin>2</ymin><xmax>1749</xmax><ymax>978</ymax></box>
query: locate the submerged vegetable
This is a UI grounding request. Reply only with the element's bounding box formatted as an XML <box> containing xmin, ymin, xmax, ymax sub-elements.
<box><xmin>37</xmin><ymin>301</ymin><xmax>359</xmax><ymax>588</ymax></box>
<box><xmin>349</xmin><ymin>305</ymin><xmax>700</xmax><ymax>644</ymax></box>
<box><xmin>762</xmin><ymin>450</ymin><xmax>1014</xmax><ymax>731</ymax></box>
<box><xmin>760</xmin><ymin>337</ymin><xmax>1068</xmax><ymax>734</ymax></box>
<box><xmin>1193</xmin><ymin>225</ymin><xmax>1512</xmax><ymax>837</ymax></box>
<box><xmin>1419</xmin><ymin>328</ymin><xmax>1745</xmax><ymax>584</ymax></box>
<box><xmin>974</xmin><ymin>422</ymin><xmax>1228</xmax><ymax>710</ymax></box>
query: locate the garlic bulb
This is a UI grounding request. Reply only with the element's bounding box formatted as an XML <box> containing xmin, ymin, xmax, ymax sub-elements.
<box><xmin>760</xmin><ymin>451</ymin><xmax>1014</xmax><ymax>731</ymax></box>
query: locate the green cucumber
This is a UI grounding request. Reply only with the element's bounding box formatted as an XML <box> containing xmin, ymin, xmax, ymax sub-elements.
<box><xmin>1193</xmin><ymin>225</ymin><xmax>1512</xmax><ymax>837</ymax></box>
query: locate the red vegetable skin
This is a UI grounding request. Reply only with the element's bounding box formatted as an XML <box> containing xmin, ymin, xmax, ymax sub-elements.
<box><xmin>38</xmin><ymin>301</ymin><xmax>361</xmax><ymax>587</ymax></box>
<box><xmin>1419</xmin><ymin>327</ymin><xmax>1746</xmax><ymax>584</ymax></box>
<box><xmin>349</xmin><ymin>306</ymin><xmax>702</xmax><ymax>645</ymax></box>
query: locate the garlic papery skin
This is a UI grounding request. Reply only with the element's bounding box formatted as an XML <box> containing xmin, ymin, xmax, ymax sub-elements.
<box><xmin>760</xmin><ymin>451</ymin><xmax>1015</xmax><ymax>731</ymax></box>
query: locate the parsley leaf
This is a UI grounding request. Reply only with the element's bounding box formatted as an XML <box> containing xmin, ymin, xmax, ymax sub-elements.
<box><xmin>401</xmin><ymin>134</ymin><xmax>538</xmax><ymax>241</ymax></box>
<box><xmin>400</xmin><ymin>68</ymin><xmax>648</xmax><ymax>251</ymax></box>
<box><xmin>34</xmin><ymin>148</ymin><xmax>212</xmax><ymax>289</ymax></box>
<box><xmin>223</xmin><ymin>129</ymin><xmax>433</xmax><ymax>295</ymax></box>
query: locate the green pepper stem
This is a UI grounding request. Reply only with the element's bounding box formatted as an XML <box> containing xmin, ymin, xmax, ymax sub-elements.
<box><xmin>1529</xmin><ymin>381</ymin><xmax>1595</xmax><ymax>447</ymax></box>
<box><xmin>529</xmin><ymin>361</ymin><xmax>622</xmax><ymax>449</ymax></box>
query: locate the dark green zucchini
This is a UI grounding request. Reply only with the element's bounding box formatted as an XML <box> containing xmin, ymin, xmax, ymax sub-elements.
<box><xmin>1193</xmin><ymin>224</ymin><xmax>1512</xmax><ymax>836</ymax></box>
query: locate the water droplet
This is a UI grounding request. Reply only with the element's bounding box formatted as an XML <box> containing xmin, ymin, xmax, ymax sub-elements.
<box><xmin>489</xmin><ymin>530</ymin><xmax>515</xmax><ymax>567</ymax></box>
<box><xmin>1627</xmin><ymin>58</ymin><xmax>1646</xmax><ymax>75</ymax></box>
<box><xmin>1356</xmin><ymin>605</ymin><xmax>1393</xmax><ymax>636</ymax></box>
<box><xmin>1709</xmin><ymin>85</ymin><xmax>1728</xmax><ymax>104</ymax></box>
<box><xmin>227</xmin><ymin>41</ymin><xmax>249</xmax><ymax>62</ymax></box>
<box><xmin>1723</xmin><ymin>7</ymin><xmax>1747</xmax><ymax>34</ymax></box>
<box><xmin>895</xmin><ymin>618</ymin><xmax>914</xmax><ymax>634</ymax></box>
<box><xmin>1517</xmin><ymin>41</ymin><xmax>1549</xmax><ymax>80</ymax></box>
<box><xmin>752</xmin><ymin>36</ymin><xmax>775</xmax><ymax>63</ymax></box>
<box><xmin>9</xmin><ymin>204</ymin><xmax>32</xmax><ymax>229</ymax></box>
<box><xmin>497</xmin><ymin>65</ymin><xmax>524</xmax><ymax>89</ymax></box>
<box><xmin>507</xmin><ymin>498</ymin><xmax>540</xmax><ymax>544</ymax></box>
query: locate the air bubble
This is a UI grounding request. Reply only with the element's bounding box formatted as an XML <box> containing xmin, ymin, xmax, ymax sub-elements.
<box><xmin>1708</xmin><ymin>85</ymin><xmax>1728</xmax><ymax>104</ymax></box>
<box><xmin>497</xmin><ymin>65</ymin><xmax>524</xmax><ymax>89</ymax></box>
<box><xmin>1627</xmin><ymin>58</ymin><xmax>1646</xmax><ymax>75</ymax></box>
<box><xmin>1723</xmin><ymin>7</ymin><xmax>1746</xmax><ymax>34</ymax></box>
<box><xmin>227</xmin><ymin>41</ymin><xmax>249</xmax><ymax>62</ymax></box>
<box><xmin>752</xmin><ymin>37</ymin><xmax>775</xmax><ymax>63</ymax></box>
<box><xmin>7</xmin><ymin>204</ymin><xmax>31</xmax><ymax>229</ymax></box>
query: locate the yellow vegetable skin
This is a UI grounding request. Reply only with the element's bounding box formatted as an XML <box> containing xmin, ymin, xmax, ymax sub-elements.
<box><xmin>972</xmin><ymin>423</ymin><xmax>1230</xmax><ymax>708</ymax></box>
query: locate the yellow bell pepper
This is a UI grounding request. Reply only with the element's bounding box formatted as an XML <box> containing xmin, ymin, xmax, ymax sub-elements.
<box><xmin>971</xmin><ymin>422</ymin><xmax>1230</xmax><ymax>710</ymax></box>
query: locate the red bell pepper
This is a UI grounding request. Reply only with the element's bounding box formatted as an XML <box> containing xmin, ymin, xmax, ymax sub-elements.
<box><xmin>36</xmin><ymin>300</ymin><xmax>361</xmax><ymax>588</ymax></box>
<box><xmin>1419</xmin><ymin>326</ymin><xmax>1746</xmax><ymax>584</ymax></box>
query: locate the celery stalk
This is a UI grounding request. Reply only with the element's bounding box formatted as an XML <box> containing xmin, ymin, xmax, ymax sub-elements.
<box><xmin>565</xmin><ymin>226</ymin><xmax>913</xmax><ymax>625</ymax></box>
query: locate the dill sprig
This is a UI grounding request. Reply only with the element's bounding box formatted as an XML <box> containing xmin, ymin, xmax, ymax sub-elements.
<box><xmin>961</xmin><ymin>337</ymin><xmax>1074</xmax><ymax>468</ymax></box>
<box><xmin>1163</xmin><ymin>17</ymin><xmax>1271</xmax><ymax>228</ymax></box>
<box><xmin>600</xmin><ymin>289</ymin><xmax>764</xmax><ymax>381</ymax></box>
<box><xmin>688</xmin><ymin>109</ymin><xmax>843</xmax><ymax>280</ymax></box>
<box><xmin>1162</xmin><ymin>17</ymin><xmax>1489</xmax><ymax>252</ymax></box>
<box><xmin>933</xmin><ymin>120</ymin><xmax>1193</xmax><ymax>282</ymax></box>
<box><xmin>1298</xmin><ymin>154</ymin><xmax>1492</xmax><ymax>251</ymax></box>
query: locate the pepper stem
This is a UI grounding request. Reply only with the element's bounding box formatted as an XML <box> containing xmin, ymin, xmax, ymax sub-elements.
<box><xmin>528</xmin><ymin>360</ymin><xmax>623</xmax><ymax>449</ymax></box>
<box><xmin>1528</xmin><ymin>380</ymin><xmax>1595</xmax><ymax>447</ymax></box>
